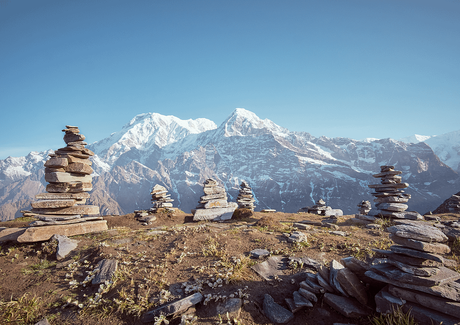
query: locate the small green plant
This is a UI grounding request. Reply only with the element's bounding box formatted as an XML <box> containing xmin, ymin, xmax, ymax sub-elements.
<box><xmin>369</xmin><ymin>306</ymin><xmax>416</xmax><ymax>325</ymax></box>
<box><xmin>30</xmin><ymin>258</ymin><xmax>57</xmax><ymax>271</ymax></box>
<box><xmin>0</xmin><ymin>293</ymin><xmax>42</xmax><ymax>324</ymax></box>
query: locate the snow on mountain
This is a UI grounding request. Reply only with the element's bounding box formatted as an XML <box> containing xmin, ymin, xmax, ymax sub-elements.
<box><xmin>399</xmin><ymin>134</ymin><xmax>433</xmax><ymax>144</ymax></box>
<box><xmin>425</xmin><ymin>130</ymin><xmax>460</xmax><ymax>173</ymax></box>
<box><xmin>89</xmin><ymin>112</ymin><xmax>217</xmax><ymax>167</ymax></box>
<box><xmin>0</xmin><ymin>151</ymin><xmax>50</xmax><ymax>181</ymax></box>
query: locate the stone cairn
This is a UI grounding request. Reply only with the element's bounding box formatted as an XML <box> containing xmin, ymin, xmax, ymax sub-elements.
<box><xmin>150</xmin><ymin>184</ymin><xmax>175</xmax><ymax>212</ymax></box>
<box><xmin>236</xmin><ymin>181</ymin><xmax>255</xmax><ymax>211</ymax></box>
<box><xmin>351</xmin><ymin>200</ymin><xmax>377</xmax><ymax>225</ymax></box>
<box><xmin>18</xmin><ymin>126</ymin><xmax>107</xmax><ymax>243</ymax></box>
<box><xmin>357</xmin><ymin>200</ymin><xmax>372</xmax><ymax>215</ymax></box>
<box><xmin>366</xmin><ymin>222</ymin><xmax>460</xmax><ymax>324</ymax></box>
<box><xmin>192</xmin><ymin>178</ymin><xmax>237</xmax><ymax>221</ymax></box>
<box><xmin>433</xmin><ymin>192</ymin><xmax>460</xmax><ymax>214</ymax></box>
<box><xmin>368</xmin><ymin>165</ymin><xmax>422</xmax><ymax>220</ymax></box>
<box><xmin>297</xmin><ymin>199</ymin><xmax>343</xmax><ymax>218</ymax></box>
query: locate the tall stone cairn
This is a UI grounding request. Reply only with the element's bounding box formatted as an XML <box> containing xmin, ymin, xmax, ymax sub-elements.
<box><xmin>150</xmin><ymin>184</ymin><xmax>175</xmax><ymax>212</ymax></box>
<box><xmin>192</xmin><ymin>178</ymin><xmax>237</xmax><ymax>221</ymax></box>
<box><xmin>366</xmin><ymin>223</ymin><xmax>460</xmax><ymax>324</ymax></box>
<box><xmin>236</xmin><ymin>181</ymin><xmax>255</xmax><ymax>211</ymax></box>
<box><xmin>29</xmin><ymin>126</ymin><xmax>100</xmax><ymax>218</ymax></box>
<box><xmin>368</xmin><ymin>165</ymin><xmax>421</xmax><ymax>220</ymax></box>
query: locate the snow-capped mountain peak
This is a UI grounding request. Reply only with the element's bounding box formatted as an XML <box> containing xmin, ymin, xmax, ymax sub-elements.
<box><xmin>219</xmin><ymin>108</ymin><xmax>289</xmax><ymax>137</ymax></box>
<box><xmin>89</xmin><ymin>112</ymin><xmax>217</xmax><ymax>165</ymax></box>
<box><xmin>398</xmin><ymin>134</ymin><xmax>433</xmax><ymax>144</ymax></box>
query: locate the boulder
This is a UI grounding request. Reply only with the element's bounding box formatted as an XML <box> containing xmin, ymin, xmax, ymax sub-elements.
<box><xmin>263</xmin><ymin>294</ymin><xmax>294</xmax><ymax>324</ymax></box>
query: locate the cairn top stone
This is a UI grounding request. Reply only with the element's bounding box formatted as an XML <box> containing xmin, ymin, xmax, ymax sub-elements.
<box><xmin>387</xmin><ymin>223</ymin><xmax>448</xmax><ymax>243</ymax></box>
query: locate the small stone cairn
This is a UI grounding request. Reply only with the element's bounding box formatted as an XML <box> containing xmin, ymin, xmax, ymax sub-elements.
<box><xmin>357</xmin><ymin>200</ymin><xmax>372</xmax><ymax>215</ymax></box>
<box><xmin>18</xmin><ymin>126</ymin><xmax>107</xmax><ymax>243</ymax></box>
<box><xmin>368</xmin><ymin>165</ymin><xmax>422</xmax><ymax>220</ymax></box>
<box><xmin>236</xmin><ymin>181</ymin><xmax>255</xmax><ymax>211</ymax></box>
<box><xmin>192</xmin><ymin>178</ymin><xmax>237</xmax><ymax>221</ymax></box>
<box><xmin>297</xmin><ymin>199</ymin><xmax>343</xmax><ymax>217</ymax></box>
<box><xmin>351</xmin><ymin>200</ymin><xmax>377</xmax><ymax>225</ymax></box>
<box><xmin>150</xmin><ymin>184</ymin><xmax>175</xmax><ymax>212</ymax></box>
<box><xmin>366</xmin><ymin>222</ymin><xmax>460</xmax><ymax>324</ymax></box>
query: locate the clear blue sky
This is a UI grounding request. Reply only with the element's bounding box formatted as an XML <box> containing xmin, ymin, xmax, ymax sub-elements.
<box><xmin>1</xmin><ymin>0</ymin><xmax>459</xmax><ymax>159</ymax></box>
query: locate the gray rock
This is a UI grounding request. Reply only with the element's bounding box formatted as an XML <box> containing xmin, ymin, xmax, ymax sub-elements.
<box><xmin>251</xmin><ymin>256</ymin><xmax>288</xmax><ymax>281</ymax></box>
<box><xmin>403</xmin><ymin>302</ymin><xmax>460</xmax><ymax>325</ymax></box>
<box><xmin>376</xmin><ymin>203</ymin><xmax>408</xmax><ymax>212</ymax></box>
<box><xmin>298</xmin><ymin>220</ymin><xmax>322</xmax><ymax>226</ymax></box>
<box><xmin>293</xmin><ymin>290</ymin><xmax>314</xmax><ymax>307</ymax></box>
<box><xmin>337</xmin><ymin>266</ymin><xmax>368</xmax><ymax>305</ymax></box>
<box><xmin>250</xmin><ymin>249</ymin><xmax>270</xmax><ymax>259</ymax></box>
<box><xmin>284</xmin><ymin>297</ymin><xmax>303</xmax><ymax>313</ymax></box>
<box><xmin>322</xmin><ymin>223</ymin><xmax>339</xmax><ymax>230</ymax></box>
<box><xmin>51</xmin><ymin>234</ymin><xmax>78</xmax><ymax>260</ymax></box>
<box><xmin>323</xmin><ymin>293</ymin><xmax>371</xmax><ymax>318</ymax></box>
<box><xmin>387</xmin><ymin>259</ymin><xmax>440</xmax><ymax>277</ymax></box>
<box><xmin>142</xmin><ymin>293</ymin><xmax>203</xmax><ymax>322</ymax></box>
<box><xmin>330</xmin><ymin>231</ymin><xmax>348</xmax><ymax>236</ymax></box>
<box><xmin>263</xmin><ymin>294</ymin><xmax>294</xmax><ymax>324</ymax></box>
<box><xmin>340</xmin><ymin>257</ymin><xmax>370</xmax><ymax>277</ymax></box>
<box><xmin>389</xmin><ymin>285</ymin><xmax>460</xmax><ymax>319</ymax></box>
<box><xmin>325</xmin><ymin>209</ymin><xmax>343</xmax><ymax>217</ymax></box>
<box><xmin>375</xmin><ymin>287</ymin><xmax>405</xmax><ymax>314</ymax></box>
<box><xmin>298</xmin><ymin>287</ymin><xmax>317</xmax><ymax>303</ymax></box>
<box><xmin>371</xmin><ymin>263</ymin><xmax>460</xmax><ymax>287</ymax></box>
<box><xmin>387</xmin><ymin>224</ymin><xmax>448</xmax><ymax>243</ymax></box>
<box><xmin>287</xmin><ymin>231</ymin><xmax>308</xmax><ymax>243</ymax></box>
<box><xmin>206</xmin><ymin>298</ymin><xmax>242</xmax><ymax>318</ymax></box>
<box><xmin>301</xmin><ymin>278</ymin><xmax>325</xmax><ymax>294</ymax></box>
<box><xmin>390</xmin><ymin>245</ymin><xmax>446</xmax><ymax>264</ymax></box>
<box><xmin>330</xmin><ymin>260</ymin><xmax>349</xmax><ymax>296</ymax></box>
<box><xmin>390</xmin><ymin>234</ymin><xmax>451</xmax><ymax>254</ymax></box>
<box><xmin>192</xmin><ymin>203</ymin><xmax>237</xmax><ymax>221</ymax></box>
<box><xmin>373</xmin><ymin>249</ymin><xmax>446</xmax><ymax>268</ymax></box>
<box><xmin>293</xmin><ymin>223</ymin><xmax>312</xmax><ymax>230</ymax></box>
<box><xmin>365</xmin><ymin>271</ymin><xmax>460</xmax><ymax>302</ymax></box>
<box><xmin>442</xmin><ymin>227</ymin><xmax>460</xmax><ymax>242</ymax></box>
<box><xmin>288</xmin><ymin>257</ymin><xmax>321</xmax><ymax>271</ymax></box>
<box><xmin>92</xmin><ymin>259</ymin><xmax>118</xmax><ymax>285</ymax></box>
<box><xmin>317</xmin><ymin>273</ymin><xmax>335</xmax><ymax>293</ymax></box>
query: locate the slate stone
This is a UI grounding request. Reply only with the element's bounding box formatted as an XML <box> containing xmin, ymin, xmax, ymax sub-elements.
<box><xmin>192</xmin><ymin>203</ymin><xmax>237</xmax><ymax>221</ymax></box>
<box><xmin>44</xmin><ymin>172</ymin><xmax>92</xmax><ymax>184</ymax></box>
<box><xmin>403</xmin><ymin>302</ymin><xmax>460</xmax><ymax>325</ymax></box>
<box><xmin>0</xmin><ymin>227</ymin><xmax>27</xmax><ymax>243</ymax></box>
<box><xmin>298</xmin><ymin>287</ymin><xmax>317</xmax><ymax>303</ymax></box>
<box><xmin>330</xmin><ymin>260</ymin><xmax>349</xmax><ymax>296</ymax></box>
<box><xmin>37</xmin><ymin>215</ymin><xmax>81</xmax><ymax>221</ymax></box>
<box><xmin>373</xmin><ymin>249</ymin><xmax>446</xmax><ymax>268</ymax></box>
<box><xmin>301</xmin><ymin>278</ymin><xmax>325</xmax><ymax>294</ymax></box>
<box><xmin>293</xmin><ymin>223</ymin><xmax>312</xmax><ymax>230</ymax></box>
<box><xmin>206</xmin><ymin>298</ymin><xmax>242</xmax><ymax>318</ymax></box>
<box><xmin>442</xmin><ymin>227</ymin><xmax>460</xmax><ymax>242</ymax></box>
<box><xmin>44</xmin><ymin>158</ymin><xmax>68</xmax><ymax>168</ymax></box>
<box><xmin>92</xmin><ymin>259</ymin><xmax>118</xmax><ymax>284</ymax></box>
<box><xmin>371</xmin><ymin>263</ymin><xmax>460</xmax><ymax>287</ymax></box>
<box><xmin>318</xmin><ymin>264</ymin><xmax>330</xmax><ymax>281</ymax></box>
<box><xmin>65</xmin><ymin>163</ymin><xmax>93</xmax><ymax>175</ymax></box>
<box><xmin>293</xmin><ymin>290</ymin><xmax>313</xmax><ymax>307</ymax></box>
<box><xmin>340</xmin><ymin>257</ymin><xmax>370</xmax><ymax>277</ymax></box>
<box><xmin>263</xmin><ymin>294</ymin><xmax>294</xmax><ymax>324</ymax></box>
<box><xmin>251</xmin><ymin>256</ymin><xmax>288</xmax><ymax>281</ymax></box>
<box><xmin>323</xmin><ymin>293</ymin><xmax>371</xmax><ymax>318</ymax></box>
<box><xmin>250</xmin><ymin>249</ymin><xmax>270</xmax><ymax>259</ymax></box>
<box><xmin>287</xmin><ymin>231</ymin><xmax>308</xmax><ymax>243</ymax></box>
<box><xmin>299</xmin><ymin>220</ymin><xmax>322</xmax><ymax>226</ymax></box>
<box><xmin>35</xmin><ymin>192</ymin><xmax>88</xmax><ymax>200</ymax></box>
<box><xmin>317</xmin><ymin>273</ymin><xmax>335</xmax><ymax>293</ymax></box>
<box><xmin>17</xmin><ymin>220</ymin><xmax>108</xmax><ymax>243</ymax></box>
<box><xmin>365</xmin><ymin>271</ymin><xmax>460</xmax><ymax>302</ymax></box>
<box><xmin>51</xmin><ymin>234</ymin><xmax>78</xmax><ymax>260</ymax></box>
<box><xmin>330</xmin><ymin>231</ymin><xmax>348</xmax><ymax>236</ymax></box>
<box><xmin>389</xmin><ymin>285</ymin><xmax>460</xmax><ymax>319</ymax></box>
<box><xmin>390</xmin><ymin>245</ymin><xmax>446</xmax><ymax>264</ymax></box>
<box><xmin>288</xmin><ymin>257</ymin><xmax>321</xmax><ymax>270</ymax></box>
<box><xmin>387</xmin><ymin>259</ymin><xmax>440</xmax><ymax>277</ymax></box>
<box><xmin>376</xmin><ymin>203</ymin><xmax>409</xmax><ymax>212</ymax></box>
<box><xmin>142</xmin><ymin>293</ymin><xmax>203</xmax><ymax>322</ymax></box>
<box><xmin>387</xmin><ymin>224</ymin><xmax>448</xmax><ymax>243</ymax></box>
<box><xmin>31</xmin><ymin>199</ymin><xmax>76</xmax><ymax>209</ymax></box>
<box><xmin>337</xmin><ymin>267</ymin><xmax>368</xmax><ymax>305</ymax></box>
<box><xmin>285</xmin><ymin>298</ymin><xmax>303</xmax><ymax>313</ymax></box>
<box><xmin>30</xmin><ymin>216</ymin><xmax>103</xmax><ymax>227</ymax></box>
<box><xmin>390</xmin><ymin>234</ymin><xmax>451</xmax><ymax>254</ymax></box>
<box><xmin>31</xmin><ymin>205</ymin><xmax>99</xmax><ymax>215</ymax></box>
<box><xmin>375</xmin><ymin>287</ymin><xmax>405</xmax><ymax>314</ymax></box>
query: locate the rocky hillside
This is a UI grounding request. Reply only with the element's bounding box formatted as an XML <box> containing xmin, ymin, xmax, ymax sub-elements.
<box><xmin>1</xmin><ymin>108</ymin><xmax>459</xmax><ymax>221</ymax></box>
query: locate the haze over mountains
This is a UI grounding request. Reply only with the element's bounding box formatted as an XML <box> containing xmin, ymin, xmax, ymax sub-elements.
<box><xmin>1</xmin><ymin>108</ymin><xmax>459</xmax><ymax>221</ymax></box>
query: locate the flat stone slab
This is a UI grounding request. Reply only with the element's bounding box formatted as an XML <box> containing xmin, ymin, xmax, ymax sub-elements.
<box><xmin>365</xmin><ymin>271</ymin><xmax>460</xmax><ymax>302</ymax></box>
<box><xmin>37</xmin><ymin>215</ymin><xmax>81</xmax><ymax>221</ymax></box>
<box><xmin>298</xmin><ymin>220</ymin><xmax>322</xmax><ymax>226</ymax></box>
<box><xmin>337</xmin><ymin>266</ymin><xmax>368</xmax><ymax>305</ymax></box>
<box><xmin>251</xmin><ymin>256</ymin><xmax>288</xmax><ymax>281</ymax></box>
<box><xmin>263</xmin><ymin>294</ymin><xmax>294</xmax><ymax>324</ymax></box>
<box><xmin>387</xmin><ymin>223</ymin><xmax>448</xmax><ymax>243</ymax></box>
<box><xmin>375</xmin><ymin>287</ymin><xmax>405</xmax><ymax>314</ymax></box>
<box><xmin>0</xmin><ymin>227</ymin><xmax>27</xmax><ymax>243</ymax></box>
<box><xmin>288</xmin><ymin>257</ymin><xmax>321</xmax><ymax>270</ymax></box>
<box><xmin>390</xmin><ymin>234</ymin><xmax>451</xmax><ymax>254</ymax></box>
<box><xmin>92</xmin><ymin>259</ymin><xmax>118</xmax><ymax>284</ymax></box>
<box><xmin>192</xmin><ymin>203</ymin><xmax>237</xmax><ymax>221</ymax></box>
<box><xmin>389</xmin><ymin>285</ymin><xmax>460</xmax><ymax>319</ymax></box>
<box><xmin>294</xmin><ymin>290</ymin><xmax>313</xmax><ymax>307</ymax></box>
<box><xmin>17</xmin><ymin>220</ymin><xmax>108</xmax><ymax>243</ymax></box>
<box><xmin>45</xmin><ymin>172</ymin><xmax>92</xmax><ymax>183</ymax></box>
<box><xmin>373</xmin><ymin>249</ymin><xmax>446</xmax><ymax>268</ymax></box>
<box><xmin>323</xmin><ymin>293</ymin><xmax>371</xmax><ymax>318</ymax></box>
<box><xmin>387</xmin><ymin>259</ymin><xmax>440</xmax><ymax>277</ymax></box>
<box><xmin>403</xmin><ymin>301</ymin><xmax>460</xmax><ymax>325</ymax></box>
<box><xmin>371</xmin><ymin>263</ymin><xmax>460</xmax><ymax>287</ymax></box>
<box><xmin>390</xmin><ymin>245</ymin><xmax>446</xmax><ymax>264</ymax></box>
<box><xmin>250</xmin><ymin>249</ymin><xmax>270</xmax><ymax>259</ymax></box>
<box><xmin>35</xmin><ymin>192</ymin><xmax>90</xmax><ymax>200</ymax></box>
<box><xmin>31</xmin><ymin>205</ymin><xmax>99</xmax><ymax>215</ymax></box>
<box><xmin>51</xmin><ymin>234</ymin><xmax>78</xmax><ymax>260</ymax></box>
<box><xmin>142</xmin><ymin>293</ymin><xmax>203</xmax><ymax>322</ymax></box>
<box><xmin>330</xmin><ymin>260</ymin><xmax>349</xmax><ymax>296</ymax></box>
<box><xmin>30</xmin><ymin>216</ymin><xmax>103</xmax><ymax>227</ymax></box>
<box><xmin>31</xmin><ymin>199</ymin><xmax>76</xmax><ymax>209</ymax></box>
<box><xmin>204</xmin><ymin>298</ymin><xmax>242</xmax><ymax>318</ymax></box>
<box><xmin>293</xmin><ymin>223</ymin><xmax>312</xmax><ymax>230</ymax></box>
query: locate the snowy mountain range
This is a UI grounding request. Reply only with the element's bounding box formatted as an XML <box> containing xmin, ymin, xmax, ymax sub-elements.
<box><xmin>1</xmin><ymin>108</ymin><xmax>459</xmax><ymax>221</ymax></box>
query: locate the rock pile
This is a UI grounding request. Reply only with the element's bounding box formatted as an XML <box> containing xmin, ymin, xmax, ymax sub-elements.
<box><xmin>236</xmin><ymin>181</ymin><xmax>255</xmax><ymax>211</ymax></box>
<box><xmin>350</xmin><ymin>200</ymin><xmax>377</xmax><ymax>225</ymax></box>
<box><xmin>357</xmin><ymin>200</ymin><xmax>372</xmax><ymax>215</ymax></box>
<box><xmin>433</xmin><ymin>192</ymin><xmax>460</xmax><ymax>214</ymax></box>
<box><xmin>150</xmin><ymin>184</ymin><xmax>175</xmax><ymax>212</ymax></box>
<box><xmin>192</xmin><ymin>178</ymin><xmax>237</xmax><ymax>221</ymax></box>
<box><xmin>368</xmin><ymin>165</ymin><xmax>422</xmax><ymax>220</ymax></box>
<box><xmin>297</xmin><ymin>199</ymin><xmax>343</xmax><ymax>217</ymax></box>
<box><xmin>17</xmin><ymin>126</ymin><xmax>106</xmax><ymax>243</ymax></box>
<box><xmin>366</xmin><ymin>222</ymin><xmax>460</xmax><ymax>324</ymax></box>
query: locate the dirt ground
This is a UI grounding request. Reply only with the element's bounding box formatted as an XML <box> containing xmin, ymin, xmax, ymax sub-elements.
<box><xmin>0</xmin><ymin>211</ymin><xmax>459</xmax><ymax>325</ymax></box>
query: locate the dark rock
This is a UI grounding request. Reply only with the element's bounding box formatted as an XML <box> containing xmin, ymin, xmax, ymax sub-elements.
<box><xmin>142</xmin><ymin>293</ymin><xmax>203</xmax><ymax>322</ymax></box>
<box><xmin>263</xmin><ymin>294</ymin><xmax>294</xmax><ymax>324</ymax></box>
<box><xmin>323</xmin><ymin>293</ymin><xmax>371</xmax><ymax>318</ymax></box>
<box><xmin>92</xmin><ymin>259</ymin><xmax>118</xmax><ymax>285</ymax></box>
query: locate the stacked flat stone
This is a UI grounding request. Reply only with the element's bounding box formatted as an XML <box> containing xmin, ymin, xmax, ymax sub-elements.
<box><xmin>298</xmin><ymin>199</ymin><xmax>343</xmax><ymax>217</ymax></box>
<box><xmin>447</xmin><ymin>194</ymin><xmax>460</xmax><ymax>213</ymax></box>
<box><xmin>236</xmin><ymin>181</ymin><xmax>255</xmax><ymax>211</ymax></box>
<box><xmin>17</xmin><ymin>126</ymin><xmax>106</xmax><ymax>242</ymax></box>
<box><xmin>368</xmin><ymin>165</ymin><xmax>420</xmax><ymax>220</ymax></box>
<box><xmin>150</xmin><ymin>184</ymin><xmax>175</xmax><ymax>212</ymax></box>
<box><xmin>357</xmin><ymin>200</ymin><xmax>372</xmax><ymax>215</ymax></box>
<box><xmin>192</xmin><ymin>178</ymin><xmax>237</xmax><ymax>221</ymax></box>
<box><xmin>365</xmin><ymin>222</ymin><xmax>460</xmax><ymax>324</ymax></box>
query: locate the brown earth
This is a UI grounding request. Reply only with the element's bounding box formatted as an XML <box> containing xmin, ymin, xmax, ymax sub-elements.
<box><xmin>0</xmin><ymin>211</ymin><xmax>459</xmax><ymax>325</ymax></box>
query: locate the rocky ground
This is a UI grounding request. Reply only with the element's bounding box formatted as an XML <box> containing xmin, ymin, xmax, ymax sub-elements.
<box><xmin>0</xmin><ymin>211</ymin><xmax>459</xmax><ymax>325</ymax></box>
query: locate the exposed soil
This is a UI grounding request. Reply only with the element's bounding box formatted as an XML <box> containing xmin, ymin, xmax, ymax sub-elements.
<box><xmin>0</xmin><ymin>212</ymin><xmax>459</xmax><ymax>325</ymax></box>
